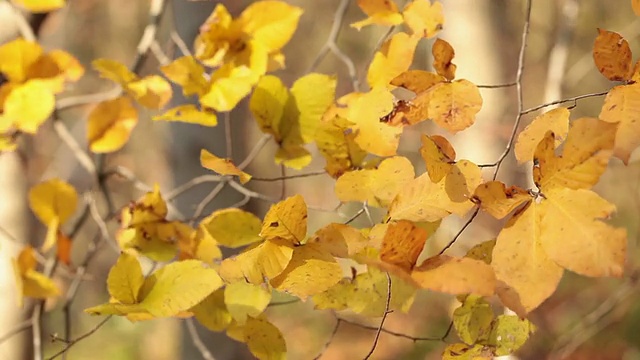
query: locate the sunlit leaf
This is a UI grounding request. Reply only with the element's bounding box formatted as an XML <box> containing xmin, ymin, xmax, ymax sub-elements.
<box><xmin>432</xmin><ymin>38</ymin><xmax>456</xmax><ymax>81</ymax></box>
<box><xmin>153</xmin><ymin>105</ymin><xmax>217</xmax><ymax>126</ymax></box>
<box><xmin>514</xmin><ymin>107</ymin><xmax>569</xmax><ymax>164</ymax></box>
<box><xmin>472</xmin><ymin>181</ymin><xmax>530</xmax><ymax>219</ymax></box>
<box><xmin>201</xmin><ymin>208</ymin><xmax>262</xmax><ymax>248</ymax></box>
<box><xmin>599</xmin><ymin>83</ymin><xmax>640</xmax><ymax>164</ymax></box>
<box><xmin>107</xmin><ymin>251</ymin><xmax>144</xmax><ymax>304</ymax></box>
<box><xmin>260</xmin><ymin>194</ymin><xmax>307</xmax><ymax>244</ymax></box>
<box><xmin>367</xmin><ymin>32</ymin><xmax>420</xmax><ymax>89</ymax></box>
<box><xmin>28</xmin><ymin>178</ymin><xmax>78</xmax><ymax>251</ymax></box>
<box><xmin>87</xmin><ymin>96</ymin><xmax>138</xmax><ymax>153</ymax></box>
<box><xmin>402</xmin><ymin>0</ymin><xmax>444</xmax><ymax>38</ymax></box>
<box><xmin>411</xmin><ymin>255</ymin><xmax>496</xmax><ymax>296</ymax></box>
<box><xmin>224</xmin><ymin>281</ymin><xmax>271</xmax><ymax>324</ymax></box>
<box><xmin>200</xmin><ymin>149</ymin><xmax>251</xmax><ymax>184</ymax></box>
<box><xmin>592</xmin><ymin>28</ymin><xmax>633</xmax><ymax>81</ymax></box>
<box><xmin>351</xmin><ymin>0</ymin><xmax>403</xmax><ymax>30</ymax></box>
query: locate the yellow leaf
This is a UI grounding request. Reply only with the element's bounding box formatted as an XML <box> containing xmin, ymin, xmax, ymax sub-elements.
<box><xmin>347</xmin><ymin>268</ymin><xmax>416</xmax><ymax>316</ymax></box>
<box><xmin>380</xmin><ymin>220</ymin><xmax>428</xmax><ymax>272</ymax></box>
<box><xmin>126</xmin><ymin>75</ymin><xmax>172</xmax><ymax>109</ymax></box>
<box><xmin>160</xmin><ymin>56</ymin><xmax>209</xmax><ymax>97</ymax></box>
<box><xmin>307</xmin><ymin>223</ymin><xmax>370</xmax><ymax>258</ymax></box>
<box><xmin>351</xmin><ymin>0</ymin><xmax>403</xmax><ymax>30</ymax></box>
<box><xmin>0</xmin><ymin>134</ymin><xmax>17</xmax><ymax>152</ymax></box>
<box><xmin>181</xmin><ymin>226</ymin><xmax>223</xmax><ymax>265</ymax></box>
<box><xmin>84</xmin><ymin>302</ymin><xmax>147</xmax><ymax>317</ymax></box>
<box><xmin>260</xmin><ymin>194</ymin><xmax>307</xmax><ymax>245</ymax></box>
<box><xmin>45</xmin><ymin>49</ymin><xmax>84</xmax><ymax>82</ymax></box>
<box><xmin>539</xmin><ymin>187</ymin><xmax>626</xmax><ymax>277</ymax></box>
<box><xmin>139</xmin><ymin>260</ymin><xmax>223</xmax><ymax>317</ymax></box>
<box><xmin>13</xmin><ymin>246</ymin><xmax>60</xmax><ymax>307</ymax></box>
<box><xmin>290</xmin><ymin>73</ymin><xmax>337</xmax><ymax>143</ymax></box>
<box><xmin>492</xmin><ymin>203</ymin><xmax>564</xmax><ymax>313</ymax></box>
<box><xmin>367</xmin><ymin>32</ymin><xmax>420</xmax><ymax>89</ymax></box>
<box><xmin>389</xmin><ymin>160</ymin><xmax>482</xmax><ymax>222</ymax></box>
<box><xmin>200</xmin><ymin>149</ymin><xmax>252</xmax><ymax>184</ymax></box>
<box><xmin>125</xmin><ymin>184</ymin><xmax>167</xmax><ymax>225</ymax></box>
<box><xmin>224</xmin><ymin>281</ymin><xmax>271</xmax><ymax>324</ymax></box>
<box><xmin>402</xmin><ymin>0</ymin><xmax>444</xmax><ymax>38</ymax></box>
<box><xmin>242</xmin><ymin>316</ymin><xmax>287</xmax><ymax>360</ymax></box>
<box><xmin>634</xmin><ymin>0</ymin><xmax>640</xmax><ymax>16</ymax></box>
<box><xmin>411</xmin><ymin>255</ymin><xmax>496</xmax><ymax>296</ymax></box>
<box><xmin>153</xmin><ymin>105</ymin><xmax>217</xmax><ymax>126</ymax></box>
<box><xmin>442</xmin><ymin>344</ymin><xmax>493</xmax><ymax>360</ymax></box>
<box><xmin>465</xmin><ymin>239</ymin><xmax>496</xmax><ymax>265</ymax></box>
<box><xmin>487</xmin><ymin>315</ymin><xmax>536</xmax><ymax>356</ymax></box>
<box><xmin>107</xmin><ymin>252</ymin><xmax>144</xmax><ymax>305</ymax></box>
<box><xmin>311</xmin><ymin>279</ymin><xmax>352</xmax><ymax>311</ymax></box>
<box><xmin>0</xmin><ymin>38</ymin><xmax>43</xmax><ymax>83</ymax></box>
<box><xmin>453</xmin><ymin>295</ymin><xmax>494</xmax><ymax>345</ymax></box>
<box><xmin>514</xmin><ymin>107</ymin><xmax>569</xmax><ymax>163</ymax></box>
<box><xmin>87</xmin><ymin>97</ymin><xmax>138</xmax><ymax>153</ymax></box>
<box><xmin>270</xmin><ymin>243</ymin><xmax>342</xmax><ymax>299</ymax></box>
<box><xmin>346</xmin><ymin>88</ymin><xmax>402</xmax><ymax>156</ymax></box>
<box><xmin>472</xmin><ymin>181</ymin><xmax>531</xmax><ymax>219</ymax></box>
<box><xmin>92</xmin><ymin>58</ymin><xmax>137</xmax><ymax>85</ymax></box>
<box><xmin>391</xmin><ymin>70</ymin><xmax>445</xmax><ymax>94</ymax></box>
<box><xmin>533</xmin><ymin>118</ymin><xmax>616</xmax><ymax>190</ymax></box>
<box><xmin>592</xmin><ymin>28</ymin><xmax>633</xmax><ymax>81</ymax></box>
<box><xmin>428</xmin><ymin>80</ymin><xmax>482</xmax><ymax>133</ymax></box>
<box><xmin>315</xmin><ymin>114</ymin><xmax>368</xmax><ymax>177</ymax></box>
<box><xmin>599</xmin><ymin>83</ymin><xmax>640</xmax><ymax>164</ymax></box>
<box><xmin>201</xmin><ymin>208</ymin><xmax>262</xmax><ymax>248</ymax></box>
<box><xmin>432</xmin><ymin>38</ymin><xmax>456</xmax><ymax>81</ymax></box>
<box><xmin>2</xmin><ymin>80</ymin><xmax>55</xmax><ymax>133</ymax></box>
<box><xmin>420</xmin><ymin>134</ymin><xmax>456</xmax><ymax>182</ymax></box>
<box><xmin>28</xmin><ymin>178</ymin><xmax>78</xmax><ymax>250</ymax></box>
<box><xmin>219</xmin><ymin>238</ymin><xmax>294</xmax><ymax>284</ymax></box>
<box><xmin>191</xmin><ymin>289</ymin><xmax>232</xmax><ymax>332</ymax></box>
<box><xmin>12</xmin><ymin>0</ymin><xmax>65</xmax><ymax>12</ymax></box>
<box><xmin>237</xmin><ymin>1</ymin><xmax>303</xmax><ymax>53</ymax></box>
<box><xmin>200</xmin><ymin>65</ymin><xmax>259</xmax><ymax>112</ymax></box>
<box><xmin>335</xmin><ymin>156</ymin><xmax>415</xmax><ymax>207</ymax></box>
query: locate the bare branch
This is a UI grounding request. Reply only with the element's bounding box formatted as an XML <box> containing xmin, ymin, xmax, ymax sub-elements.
<box><xmin>186</xmin><ymin>318</ymin><xmax>217</xmax><ymax>360</ymax></box>
<box><xmin>312</xmin><ymin>317</ymin><xmax>342</xmax><ymax>360</ymax></box>
<box><xmin>46</xmin><ymin>316</ymin><xmax>112</xmax><ymax>360</ymax></box>
<box><xmin>520</xmin><ymin>91</ymin><xmax>608</xmax><ymax>116</ymax></box>
<box><xmin>165</xmin><ymin>174</ymin><xmax>223</xmax><ymax>201</ymax></box>
<box><xmin>190</xmin><ymin>182</ymin><xmax>226</xmax><ymax>225</ymax></box>
<box><xmin>363</xmin><ymin>272</ymin><xmax>392</xmax><ymax>360</ymax></box>
<box><xmin>438</xmin><ymin>208</ymin><xmax>480</xmax><ymax>255</ymax></box>
<box><xmin>251</xmin><ymin>171</ymin><xmax>327</xmax><ymax>182</ymax></box>
<box><xmin>170</xmin><ymin>30</ymin><xmax>192</xmax><ymax>57</ymax></box>
<box><xmin>237</xmin><ymin>135</ymin><xmax>272</xmax><ymax>170</ymax></box>
<box><xmin>52</xmin><ymin>119</ymin><xmax>97</xmax><ymax>179</ymax></box>
<box><xmin>56</xmin><ymin>87</ymin><xmax>121</xmax><ymax>111</ymax></box>
<box><xmin>476</xmin><ymin>82</ymin><xmax>517</xmax><ymax>89</ymax></box>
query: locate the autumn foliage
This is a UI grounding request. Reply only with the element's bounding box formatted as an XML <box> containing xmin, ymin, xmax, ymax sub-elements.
<box><xmin>2</xmin><ymin>0</ymin><xmax>639</xmax><ymax>359</ymax></box>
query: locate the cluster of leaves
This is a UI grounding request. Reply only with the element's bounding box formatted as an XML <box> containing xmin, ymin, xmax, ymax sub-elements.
<box><xmin>3</xmin><ymin>0</ymin><xmax>639</xmax><ymax>358</ymax></box>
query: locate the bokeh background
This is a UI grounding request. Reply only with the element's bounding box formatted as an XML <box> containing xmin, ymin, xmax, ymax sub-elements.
<box><xmin>0</xmin><ymin>0</ymin><xmax>639</xmax><ymax>359</ymax></box>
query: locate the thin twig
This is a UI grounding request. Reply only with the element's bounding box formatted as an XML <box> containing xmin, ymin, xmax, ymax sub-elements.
<box><xmin>52</xmin><ymin>119</ymin><xmax>97</xmax><ymax>178</ymax></box>
<box><xmin>313</xmin><ymin>317</ymin><xmax>342</xmax><ymax>360</ymax></box>
<box><xmin>56</xmin><ymin>87</ymin><xmax>121</xmax><ymax>110</ymax></box>
<box><xmin>190</xmin><ymin>182</ymin><xmax>226</xmax><ymax>225</ymax></box>
<box><xmin>438</xmin><ymin>208</ymin><xmax>480</xmax><ymax>255</ymax></box>
<box><xmin>46</xmin><ymin>316</ymin><xmax>112</xmax><ymax>360</ymax></box>
<box><xmin>251</xmin><ymin>171</ymin><xmax>327</xmax><ymax>182</ymax></box>
<box><xmin>164</xmin><ymin>174</ymin><xmax>223</xmax><ymax>201</ymax></box>
<box><xmin>338</xmin><ymin>317</ymin><xmax>453</xmax><ymax>343</ymax></box>
<box><xmin>150</xmin><ymin>39</ymin><xmax>171</xmax><ymax>66</ymax></box>
<box><xmin>0</xmin><ymin>320</ymin><xmax>32</xmax><ymax>345</ymax></box>
<box><xmin>476</xmin><ymin>82</ymin><xmax>517</xmax><ymax>89</ymax></box>
<box><xmin>344</xmin><ymin>208</ymin><xmax>365</xmax><ymax>225</ymax></box>
<box><xmin>519</xmin><ymin>91</ymin><xmax>608</xmax><ymax>116</ymax></box>
<box><xmin>491</xmin><ymin>0</ymin><xmax>533</xmax><ymax>181</ymax></box>
<box><xmin>363</xmin><ymin>272</ymin><xmax>392</xmax><ymax>360</ymax></box>
<box><xmin>186</xmin><ymin>318</ymin><xmax>217</xmax><ymax>360</ymax></box>
<box><xmin>224</xmin><ymin>112</ymin><xmax>233</xmax><ymax>159</ymax></box>
<box><xmin>170</xmin><ymin>30</ymin><xmax>192</xmax><ymax>57</ymax></box>
<box><xmin>237</xmin><ymin>135</ymin><xmax>272</xmax><ymax>170</ymax></box>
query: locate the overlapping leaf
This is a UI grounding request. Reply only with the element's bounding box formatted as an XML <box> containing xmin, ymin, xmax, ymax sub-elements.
<box><xmin>599</xmin><ymin>82</ymin><xmax>640</xmax><ymax>164</ymax></box>
<box><xmin>12</xmin><ymin>246</ymin><xmax>60</xmax><ymax>307</ymax></box>
<box><xmin>87</xmin><ymin>96</ymin><xmax>138</xmax><ymax>153</ymax></box>
<box><xmin>402</xmin><ymin>0</ymin><xmax>444</xmax><ymax>38</ymax></box>
<box><xmin>28</xmin><ymin>178</ymin><xmax>78</xmax><ymax>251</ymax></box>
<box><xmin>200</xmin><ymin>149</ymin><xmax>251</xmax><ymax>184</ymax></box>
<box><xmin>351</xmin><ymin>0</ymin><xmax>403</xmax><ymax>30</ymax></box>
<box><xmin>514</xmin><ymin>107</ymin><xmax>569</xmax><ymax>163</ymax></box>
<box><xmin>367</xmin><ymin>32</ymin><xmax>420</xmax><ymax>89</ymax></box>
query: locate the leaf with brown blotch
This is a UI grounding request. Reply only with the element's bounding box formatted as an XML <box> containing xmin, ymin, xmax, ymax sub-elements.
<box><xmin>599</xmin><ymin>83</ymin><xmax>640</xmax><ymax>164</ymax></box>
<box><xmin>514</xmin><ymin>107</ymin><xmax>569</xmax><ymax>164</ymax></box>
<box><xmin>472</xmin><ymin>181</ymin><xmax>531</xmax><ymax>219</ymax></box>
<box><xmin>432</xmin><ymin>38</ymin><xmax>456</xmax><ymax>81</ymax></box>
<box><xmin>380</xmin><ymin>220</ymin><xmax>428</xmax><ymax>272</ymax></box>
<box><xmin>428</xmin><ymin>80</ymin><xmax>482</xmax><ymax>133</ymax></box>
<box><xmin>592</xmin><ymin>28</ymin><xmax>633</xmax><ymax>81</ymax></box>
<box><xmin>411</xmin><ymin>255</ymin><xmax>496</xmax><ymax>296</ymax></box>
<box><xmin>260</xmin><ymin>194</ymin><xmax>307</xmax><ymax>245</ymax></box>
<box><xmin>420</xmin><ymin>134</ymin><xmax>455</xmax><ymax>182</ymax></box>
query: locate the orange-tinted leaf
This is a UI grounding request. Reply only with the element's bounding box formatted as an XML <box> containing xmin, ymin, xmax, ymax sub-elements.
<box><xmin>534</xmin><ymin>119</ymin><xmax>616</xmax><ymax>190</ymax></box>
<box><xmin>270</xmin><ymin>243</ymin><xmax>342</xmax><ymax>299</ymax></box>
<box><xmin>388</xmin><ymin>160</ymin><xmax>482</xmax><ymax>222</ymax></box>
<box><xmin>308</xmin><ymin>223</ymin><xmax>369</xmax><ymax>258</ymax></box>
<box><xmin>402</xmin><ymin>0</ymin><xmax>444</xmax><ymax>38</ymax></box>
<box><xmin>514</xmin><ymin>107</ymin><xmax>569</xmax><ymax>164</ymax></box>
<box><xmin>492</xmin><ymin>203</ymin><xmax>564</xmax><ymax>313</ymax></box>
<box><xmin>87</xmin><ymin>97</ymin><xmax>138</xmax><ymax>153</ymax></box>
<box><xmin>391</xmin><ymin>70</ymin><xmax>445</xmax><ymax>93</ymax></box>
<box><xmin>367</xmin><ymin>32</ymin><xmax>420</xmax><ymax>89</ymax></box>
<box><xmin>599</xmin><ymin>83</ymin><xmax>640</xmax><ymax>164</ymax></box>
<box><xmin>432</xmin><ymin>38</ymin><xmax>456</xmax><ymax>80</ymax></box>
<box><xmin>634</xmin><ymin>0</ymin><xmax>640</xmax><ymax>16</ymax></box>
<box><xmin>200</xmin><ymin>149</ymin><xmax>251</xmax><ymax>184</ymax></box>
<box><xmin>593</xmin><ymin>28</ymin><xmax>633</xmax><ymax>81</ymax></box>
<box><xmin>428</xmin><ymin>80</ymin><xmax>482</xmax><ymax>133</ymax></box>
<box><xmin>420</xmin><ymin>134</ymin><xmax>455</xmax><ymax>182</ymax></box>
<box><xmin>126</xmin><ymin>75</ymin><xmax>172</xmax><ymax>109</ymax></box>
<box><xmin>411</xmin><ymin>255</ymin><xmax>496</xmax><ymax>296</ymax></box>
<box><xmin>56</xmin><ymin>232</ymin><xmax>72</xmax><ymax>265</ymax></box>
<box><xmin>539</xmin><ymin>187</ymin><xmax>626</xmax><ymax>277</ymax></box>
<box><xmin>380</xmin><ymin>220</ymin><xmax>427</xmax><ymax>272</ymax></box>
<box><xmin>472</xmin><ymin>181</ymin><xmax>530</xmax><ymax>219</ymax></box>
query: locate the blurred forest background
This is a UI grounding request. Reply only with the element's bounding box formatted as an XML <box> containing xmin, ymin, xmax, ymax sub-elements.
<box><xmin>0</xmin><ymin>0</ymin><xmax>640</xmax><ymax>359</ymax></box>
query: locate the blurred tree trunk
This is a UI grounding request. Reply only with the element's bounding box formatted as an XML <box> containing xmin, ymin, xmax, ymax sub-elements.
<box><xmin>0</xmin><ymin>4</ymin><xmax>29</xmax><ymax>359</ymax></box>
<box><xmin>170</xmin><ymin>1</ymin><xmax>252</xmax><ymax>359</ymax></box>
